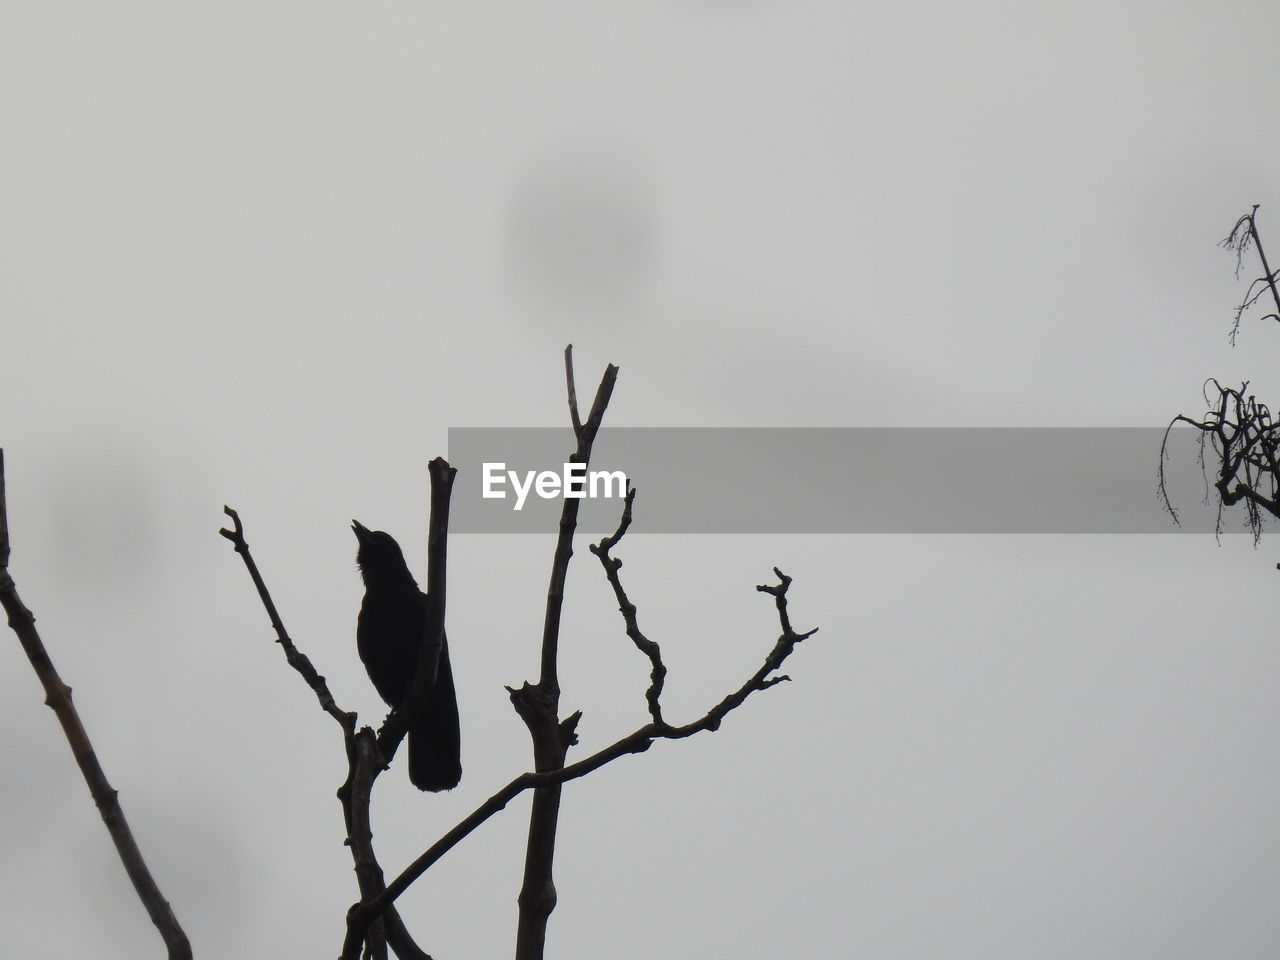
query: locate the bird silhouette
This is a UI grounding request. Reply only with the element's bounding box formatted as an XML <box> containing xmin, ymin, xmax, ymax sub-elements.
<box><xmin>352</xmin><ymin>520</ymin><xmax>461</xmax><ymax>791</ymax></box>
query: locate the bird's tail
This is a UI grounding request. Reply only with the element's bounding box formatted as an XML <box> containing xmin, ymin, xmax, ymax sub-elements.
<box><xmin>408</xmin><ymin>727</ymin><xmax>461</xmax><ymax>792</ymax></box>
<box><xmin>407</xmin><ymin>640</ymin><xmax>462</xmax><ymax>792</ymax></box>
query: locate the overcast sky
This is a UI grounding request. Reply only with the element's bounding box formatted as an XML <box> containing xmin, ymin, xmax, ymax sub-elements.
<box><xmin>5</xmin><ymin>2</ymin><xmax>1280</xmax><ymax>957</ymax></box>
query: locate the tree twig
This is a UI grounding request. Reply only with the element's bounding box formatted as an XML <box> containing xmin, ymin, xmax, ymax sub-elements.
<box><xmin>1</xmin><ymin>450</ymin><xmax>193</xmax><ymax>960</ymax></box>
<box><xmin>1223</xmin><ymin>205</ymin><xmax>1280</xmax><ymax>343</ymax></box>
<box><xmin>219</xmin><ymin>506</ymin><xmax>354</xmax><ymax>729</ymax></box>
<box><xmin>539</xmin><ymin>347</ymin><xmax>619</xmax><ymax>690</ymax></box>
<box><xmin>588</xmin><ymin>488</ymin><xmax>666</xmax><ymax>726</ymax></box>
<box><xmin>563</xmin><ymin>343</ymin><xmax>582</xmax><ymax>436</ymax></box>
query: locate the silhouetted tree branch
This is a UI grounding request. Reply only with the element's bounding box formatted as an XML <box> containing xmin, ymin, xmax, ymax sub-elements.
<box><xmin>219</xmin><ymin>350</ymin><xmax>814</xmax><ymax>960</ymax></box>
<box><xmin>6</xmin><ymin>350</ymin><xmax>816</xmax><ymax>960</ymax></box>
<box><xmin>341</xmin><ymin>566</ymin><xmax>813</xmax><ymax>956</ymax></box>
<box><xmin>1224</xmin><ymin>204</ymin><xmax>1280</xmax><ymax>345</ymax></box>
<box><xmin>0</xmin><ymin>450</ymin><xmax>193</xmax><ymax>960</ymax></box>
<box><xmin>1163</xmin><ymin>206</ymin><xmax>1280</xmax><ymax>543</ymax></box>
<box><xmin>1161</xmin><ymin>380</ymin><xmax>1280</xmax><ymax>540</ymax></box>
<box><xmin>508</xmin><ymin>345</ymin><xmax>617</xmax><ymax>960</ymax></box>
<box><xmin>590</xmin><ymin>488</ymin><xmax>666</xmax><ymax>725</ymax></box>
<box><xmin>219</xmin><ymin>505</ymin><xmax>354</xmax><ymax>729</ymax></box>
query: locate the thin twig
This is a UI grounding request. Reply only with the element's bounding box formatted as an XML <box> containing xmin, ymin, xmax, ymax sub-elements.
<box><xmin>219</xmin><ymin>506</ymin><xmax>353</xmax><ymax>729</ymax></box>
<box><xmin>539</xmin><ymin>348</ymin><xmax>619</xmax><ymax>690</ymax></box>
<box><xmin>1</xmin><ymin>450</ymin><xmax>193</xmax><ymax>960</ymax></box>
<box><xmin>589</xmin><ymin>488</ymin><xmax>666</xmax><ymax>726</ymax></box>
<box><xmin>564</xmin><ymin>344</ymin><xmax>582</xmax><ymax>436</ymax></box>
<box><xmin>1224</xmin><ymin>206</ymin><xmax>1280</xmax><ymax>343</ymax></box>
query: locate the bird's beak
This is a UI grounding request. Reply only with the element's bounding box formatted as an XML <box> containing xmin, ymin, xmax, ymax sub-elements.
<box><xmin>351</xmin><ymin>519</ymin><xmax>371</xmax><ymax>543</ymax></box>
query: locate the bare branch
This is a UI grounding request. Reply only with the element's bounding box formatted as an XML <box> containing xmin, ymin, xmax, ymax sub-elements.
<box><xmin>511</xmin><ymin>348</ymin><xmax>619</xmax><ymax>960</ymax></box>
<box><xmin>1162</xmin><ymin>378</ymin><xmax>1280</xmax><ymax>542</ymax></box>
<box><xmin>589</xmin><ymin>488</ymin><xmax>666</xmax><ymax>726</ymax></box>
<box><xmin>1222</xmin><ymin>205</ymin><xmax>1280</xmax><ymax>344</ymax></box>
<box><xmin>539</xmin><ymin>351</ymin><xmax>619</xmax><ymax>691</ymax></box>
<box><xmin>665</xmin><ymin>568</ymin><xmax>817</xmax><ymax>738</ymax></box>
<box><xmin>1</xmin><ymin>450</ymin><xmax>193</xmax><ymax>960</ymax></box>
<box><xmin>591</xmin><ymin>486</ymin><xmax>815</xmax><ymax>738</ymax></box>
<box><xmin>564</xmin><ymin>344</ymin><xmax>582</xmax><ymax>436</ymax></box>
<box><xmin>335</xmin><ymin>733</ymin><xmax>433</xmax><ymax>960</ymax></box>
<box><xmin>345</xmin><ymin>568</ymin><xmax>815</xmax><ymax>946</ymax></box>
<box><xmin>220</xmin><ymin>506</ymin><xmax>354</xmax><ymax>729</ymax></box>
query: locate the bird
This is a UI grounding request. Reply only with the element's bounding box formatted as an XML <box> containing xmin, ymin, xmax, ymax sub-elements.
<box><xmin>352</xmin><ymin>520</ymin><xmax>461</xmax><ymax>791</ymax></box>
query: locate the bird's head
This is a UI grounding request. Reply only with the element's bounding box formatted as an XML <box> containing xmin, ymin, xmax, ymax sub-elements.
<box><xmin>352</xmin><ymin>520</ymin><xmax>417</xmax><ymax>588</ymax></box>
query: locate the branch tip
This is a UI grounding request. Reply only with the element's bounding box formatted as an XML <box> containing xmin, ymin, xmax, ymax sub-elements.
<box><xmin>564</xmin><ymin>344</ymin><xmax>583</xmax><ymax>435</ymax></box>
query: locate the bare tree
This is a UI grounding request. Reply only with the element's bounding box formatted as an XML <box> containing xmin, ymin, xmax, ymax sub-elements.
<box><xmin>1162</xmin><ymin>206</ymin><xmax>1280</xmax><ymax>542</ymax></box>
<box><xmin>4</xmin><ymin>348</ymin><xmax>817</xmax><ymax>959</ymax></box>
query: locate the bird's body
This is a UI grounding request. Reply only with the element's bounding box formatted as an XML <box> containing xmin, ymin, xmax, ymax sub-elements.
<box><xmin>353</xmin><ymin>521</ymin><xmax>461</xmax><ymax>792</ymax></box>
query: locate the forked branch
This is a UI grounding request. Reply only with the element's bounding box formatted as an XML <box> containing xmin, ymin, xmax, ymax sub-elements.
<box><xmin>509</xmin><ymin>345</ymin><xmax>619</xmax><ymax>960</ymax></box>
<box><xmin>1223</xmin><ymin>205</ymin><xmax>1280</xmax><ymax>344</ymax></box>
<box><xmin>342</xmin><ymin>564</ymin><xmax>814</xmax><ymax>956</ymax></box>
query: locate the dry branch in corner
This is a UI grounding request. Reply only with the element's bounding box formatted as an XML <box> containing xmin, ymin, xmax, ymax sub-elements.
<box><xmin>0</xmin><ymin>450</ymin><xmax>193</xmax><ymax>960</ymax></box>
<box><xmin>1163</xmin><ymin>207</ymin><xmax>1280</xmax><ymax>542</ymax></box>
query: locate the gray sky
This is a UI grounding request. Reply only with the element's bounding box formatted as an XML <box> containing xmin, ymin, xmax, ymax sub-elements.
<box><xmin>4</xmin><ymin>2</ymin><xmax>1280</xmax><ymax>957</ymax></box>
